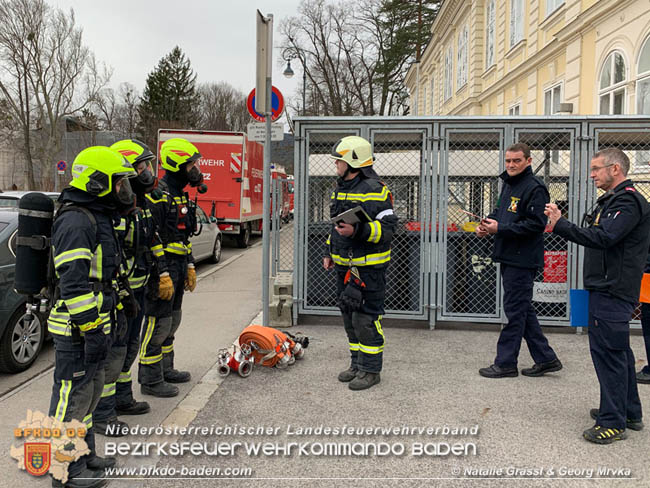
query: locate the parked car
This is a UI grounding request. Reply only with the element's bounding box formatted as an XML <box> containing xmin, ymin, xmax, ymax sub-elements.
<box><xmin>0</xmin><ymin>191</ymin><xmax>59</xmax><ymax>208</ymax></box>
<box><xmin>189</xmin><ymin>204</ymin><xmax>222</xmax><ymax>264</ymax></box>
<box><xmin>0</xmin><ymin>208</ymin><xmax>48</xmax><ymax>373</ymax></box>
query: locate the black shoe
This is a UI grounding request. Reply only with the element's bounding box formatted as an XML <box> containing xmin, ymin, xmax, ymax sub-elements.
<box><xmin>589</xmin><ymin>409</ymin><xmax>644</xmax><ymax>431</ymax></box>
<box><xmin>349</xmin><ymin>372</ymin><xmax>380</xmax><ymax>390</ymax></box>
<box><xmin>52</xmin><ymin>468</ymin><xmax>106</xmax><ymax>488</ymax></box>
<box><xmin>141</xmin><ymin>382</ymin><xmax>179</xmax><ymax>398</ymax></box>
<box><xmin>583</xmin><ymin>425</ymin><xmax>628</xmax><ymax>444</ymax></box>
<box><xmin>479</xmin><ymin>364</ymin><xmax>518</xmax><ymax>378</ymax></box>
<box><xmin>338</xmin><ymin>367</ymin><xmax>358</xmax><ymax>383</ymax></box>
<box><xmin>94</xmin><ymin>418</ymin><xmax>128</xmax><ymax>437</ymax></box>
<box><xmin>164</xmin><ymin>369</ymin><xmax>191</xmax><ymax>383</ymax></box>
<box><xmin>116</xmin><ymin>400</ymin><xmax>151</xmax><ymax>416</ymax></box>
<box><xmin>86</xmin><ymin>455</ymin><xmax>116</xmax><ymax>470</ymax></box>
<box><xmin>521</xmin><ymin>359</ymin><xmax>563</xmax><ymax>377</ymax></box>
<box><xmin>637</xmin><ymin>370</ymin><xmax>650</xmax><ymax>384</ymax></box>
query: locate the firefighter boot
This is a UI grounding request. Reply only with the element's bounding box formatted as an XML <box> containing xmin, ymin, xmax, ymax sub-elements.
<box><xmin>338</xmin><ymin>367</ymin><xmax>358</xmax><ymax>382</ymax></box>
<box><xmin>51</xmin><ymin>468</ymin><xmax>106</xmax><ymax>488</ymax></box>
<box><xmin>349</xmin><ymin>371</ymin><xmax>381</xmax><ymax>391</ymax></box>
<box><xmin>162</xmin><ymin>311</ymin><xmax>191</xmax><ymax>383</ymax></box>
<box><xmin>141</xmin><ymin>381</ymin><xmax>179</xmax><ymax>398</ymax></box>
<box><xmin>94</xmin><ymin>418</ymin><xmax>128</xmax><ymax>437</ymax></box>
<box><xmin>116</xmin><ymin>399</ymin><xmax>150</xmax><ymax>416</ymax></box>
<box><xmin>86</xmin><ymin>455</ymin><xmax>117</xmax><ymax>470</ymax></box>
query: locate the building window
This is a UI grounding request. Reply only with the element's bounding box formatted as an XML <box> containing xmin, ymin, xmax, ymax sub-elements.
<box><xmin>510</xmin><ymin>0</ymin><xmax>524</xmax><ymax>47</ymax></box>
<box><xmin>486</xmin><ymin>0</ymin><xmax>496</xmax><ymax>69</ymax></box>
<box><xmin>546</xmin><ymin>0</ymin><xmax>564</xmax><ymax>16</ymax></box>
<box><xmin>445</xmin><ymin>45</ymin><xmax>453</xmax><ymax>101</ymax></box>
<box><xmin>457</xmin><ymin>25</ymin><xmax>468</xmax><ymax>89</ymax></box>
<box><xmin>637</xmin><ymin>36</ymin><xmax>650</xmax><ymax>114</ymax></box>
<box><xmin>430</xmin><ymin>77</ymin><xmax>435</xmax><ymax>113</ymax></box>
<box><xmin>508</xmin><ymin>104</ymin><xmax>521</xmax><ymax>116</ymax></box>
<box><xmin>544</xmin><ymin>83</ymin><xmax>562</xmax><ymax>114</ymax></box>
<box><xmin>599</xmin><ymin>51</ymin><xmax>626</xmax><ymax>115</ymax></box>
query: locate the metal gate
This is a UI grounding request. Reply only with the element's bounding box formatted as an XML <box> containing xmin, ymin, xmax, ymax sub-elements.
<box><xmin>293</xmin><ymin>116</ymin><xmax>650</xmax><ymax>327</ymax></box>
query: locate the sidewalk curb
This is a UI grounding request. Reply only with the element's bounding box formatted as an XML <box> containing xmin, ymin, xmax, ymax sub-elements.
<box><xmin>155</xmin><ymin>310</ymin><xmax>263</xmax><ymax>435</ymax></box>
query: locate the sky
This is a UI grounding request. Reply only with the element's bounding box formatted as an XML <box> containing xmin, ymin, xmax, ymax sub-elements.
<box><xmin>48</xmin><ymin>0</ymin><xmax>303</xmax><ymax>114</ymax></box>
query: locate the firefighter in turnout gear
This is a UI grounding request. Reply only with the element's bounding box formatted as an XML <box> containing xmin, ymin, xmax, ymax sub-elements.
<box><xmin>139</xmin><ymin>138</ymin><xmax>201</xmax><ymax>397</ymax></box>
<box><xmin>92</xmin><ymin>140</ymin><xmax>163</xmax><ymax>436</ymax></box>
<box><xmin>324</xmin><ymin>136</ymin><xmax>397</xmax><ymax>391</ymax></box>
<box><xmin>47</xmin><ymin>146</ymin><xmax>136</xmax><ymax>487</ymax></box>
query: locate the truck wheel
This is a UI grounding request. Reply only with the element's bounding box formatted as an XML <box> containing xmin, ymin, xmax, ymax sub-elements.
<box><xmin>0</xmin><ymin>308</ymin><xmax>45</xmax><ymax>373</ymax></box>
<box><xmin>236</xmin><ymin>223</ymin><xmax>251</xmax><ymax>248</ymax></box>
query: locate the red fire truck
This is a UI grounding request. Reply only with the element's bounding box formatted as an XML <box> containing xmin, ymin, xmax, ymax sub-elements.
<box><xmin>158</xmin><ymin>129</ymin><xmax>264</xmax><ymax>247</ymax></box>
<box><xmin>271</xmin><ymin>165</ymin><xmax>292</xmax><ymax>224</ymax></box>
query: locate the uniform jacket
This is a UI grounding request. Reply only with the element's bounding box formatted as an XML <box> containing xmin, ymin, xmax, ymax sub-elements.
<box><xmin>487</xmin><ymin>166</ymin><xmax>549</xmax><ymax>269</ymax></box>
<box><xmin>554</xmin><ymin>179</ymin><xmax>650</xmax><ymax>304</ymax></box>
<box><xmin>47</xmin><ymin>188</ymin><xmax>121</xmax><ymax>337</ymax></box>
<box><xmin>145</xmin><ymin>174</ymin><xmax>195</xmax><ymax>264</ymax></box>
<box><xmin>116</xmin><ymin>194</ymin><xmax>167</xmax><ymax>290</ymax></box>
<box><xmin>327</xmin><ymin>174</ymin><xmax>398</xmax><ymax>269</ymax></box>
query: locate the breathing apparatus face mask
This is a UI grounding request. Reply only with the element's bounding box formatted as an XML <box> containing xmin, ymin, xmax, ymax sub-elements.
<box><xmin>132</xmin><ymin>164</ymin><xmax>157</xmax><ymax>194</ymax></box>
<box><xmin>113</xmin><ymin>177</ymin><xmax>136</xmax><ymax>212</ymax></box>
<box><xmin>187</xmin><ymin>165</ymin><xmax>203</xmax><ymax>186</ymax></box>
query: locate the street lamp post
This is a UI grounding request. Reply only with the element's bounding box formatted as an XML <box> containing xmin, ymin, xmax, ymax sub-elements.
<box><xmin>283</xmin><ymin>50</ymin><xmax>307</xmax><ymax>116</ymax></box>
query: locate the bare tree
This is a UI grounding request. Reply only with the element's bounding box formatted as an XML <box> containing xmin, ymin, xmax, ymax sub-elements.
<box><xmin>279</xmin><ymin>0</ymin><xmax>440</xmax><ymax>117</ymax></box>
<box><xmin>0</xmin><ymin>0</ymin><xmax>110</xmax><ymax>189</ymax></box>
<box><xmin>197</xmin><ymin>82</ymin><xmax>248</xmax><ymax>132</ymax></box>
<box><xmin>95</xmin><ymin>82</ymin><xmax>140</xmax><ymax>139</ymax></box>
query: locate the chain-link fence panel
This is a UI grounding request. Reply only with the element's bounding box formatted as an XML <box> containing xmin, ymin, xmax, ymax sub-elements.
<box><xmin>271</xmin><ymin>177</ymin><xmax>294</xmax><ymax>274</ymax></box>
<box><xmin>515</xmin><ymin>129</ymin><xmax>578</xmax><ymax>323</ymax></box>
<box><xmin>591</xmin><ymin>127</ymin><xmax>650</xmax><ymax>324</ymax></box>
<box><xmin>438</xmin><ymin>129</ymin><xmax>503</xmax><ymax>320</ymax></box>
<box><xmin>370</xmin><ymin>131</ymin><xmax>428</xmax><ymax>316</ymax></box>
<box><xmin>301</xmin><ymin>131</ymin><xmax>357</xmax><ymax>311</ymax></box>
<box><xmin>299</xmin><ymin>129</ymin><xmax>429</xmax><ymax>317</ymax></box>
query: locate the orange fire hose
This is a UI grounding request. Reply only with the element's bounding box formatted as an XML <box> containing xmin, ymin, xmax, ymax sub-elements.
<box><xmin>238</xmin><ymin>325</ymin><xmax>296</xmax><ymax>367</ymax></box>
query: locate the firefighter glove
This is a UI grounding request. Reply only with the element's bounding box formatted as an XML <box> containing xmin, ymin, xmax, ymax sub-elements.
<box><xmin>338</xmin><ymin>267</ymin><xmax>365</xmax><ymax>313</ymax></box>
<box><xmin>84</xmin><ymin>327</ymin><xmax>107</xmax><ymax>365</ymax></box>
<box><xmin>158</xmin><ymin>272</ymin><xmax>174</xmax><ymax>300</ymax></box>
<box><xmin>119</xmin><ymin>278</ymin><xmax>140</xmax><ymax>318</ymax></box>
<box><xmin>185</xmin><ymin>265</ymin><xmax>197</xmax><ymax>292</ymax></box>
<box><xmin>121</xmin><ymin>292</ymin><xmax>140</xmax><ymax>318</ymax></box>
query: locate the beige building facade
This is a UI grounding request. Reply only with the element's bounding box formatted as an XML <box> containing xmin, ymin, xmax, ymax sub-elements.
<box><xmin>406</xmin><ymin>0</ymin><xmax>650</xmax><ymax>117</ymax></box>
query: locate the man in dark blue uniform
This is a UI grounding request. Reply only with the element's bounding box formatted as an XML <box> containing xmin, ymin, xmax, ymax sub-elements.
<box><xmin>324</xmin><ymin>136</ymin><xmax>398</xmax><ymax>391</ymax></box>
<box><xmin>546</xmin><ymin>147</ymin><xmax>650</xmax><ymax>444</ymax></box>
<box><xmin>477</xmin><ymin>143</ymin><xmax>561</xmax><ymax>378</ymax></box>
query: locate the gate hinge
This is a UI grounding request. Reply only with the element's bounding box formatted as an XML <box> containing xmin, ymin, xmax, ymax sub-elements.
<box><xmin>294</xmin><ymin>136</ymin><xmax>305</xmax><ymax>142</ymax></box>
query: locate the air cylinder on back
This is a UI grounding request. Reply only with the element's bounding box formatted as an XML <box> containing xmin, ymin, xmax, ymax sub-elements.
<box><xmin>14</xmin><ymin>192</ymin><xmax>54</xmax><ymax>295</ymax></box>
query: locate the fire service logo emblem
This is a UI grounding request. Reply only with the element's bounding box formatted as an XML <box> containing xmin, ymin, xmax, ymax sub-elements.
<box><xmin>24</xmin><ymin>442</ymin><xmax>50</xmax><ymax>476</ymax></box>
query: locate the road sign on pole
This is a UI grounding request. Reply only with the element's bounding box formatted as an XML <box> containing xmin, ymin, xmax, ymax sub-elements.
<box><xmin>247</xmin><ymin>86</ymin><xmax>284</xmax><ymax>122</ymax></box>
<box><xmin>57</xmin><ymin>160</ymin><xmax>66</xmax><ymax>175</ymax></box>
<box><xmin>247</xmin><ymin>122</ymin><xmax>284</xmax><ymax>141</ymax></box>
<box><xmin>256</xmin><ymin>10</ymin><xmax>272</xmax><ymax>114</ymax></box>
<box><xmin>256</xmin><ymin>10</ymin><xmax>274</xmax><ymax>328</ymax></box>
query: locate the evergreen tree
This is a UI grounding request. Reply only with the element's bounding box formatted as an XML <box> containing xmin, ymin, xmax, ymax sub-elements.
<box><xmin>374</xmin><ymin>0</ymin><xmax>441</xmax><ymax>114</ymax></box>
<box><xmin>138</xmin><ymin>46</ymin><xmax>199</xmax><ymax>148</ymax></box>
